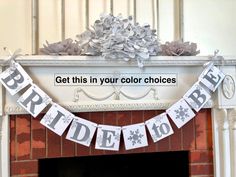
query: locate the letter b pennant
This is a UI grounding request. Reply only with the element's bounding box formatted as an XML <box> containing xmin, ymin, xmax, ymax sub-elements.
<box><xmin>183</xmin><ymin>83</ymin><xmax>211</xmax><ymax>112</ymax></box>
<box><xmin>0</xmin><ymin>62</ymin><xmax>32</xmax><ymax>95</ymax></box>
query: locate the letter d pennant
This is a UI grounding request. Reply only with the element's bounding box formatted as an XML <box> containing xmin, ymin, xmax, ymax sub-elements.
<box><xmin>66</xmin><ymin>117</ymin><xmax>97</xmax><ymax>147</ymax></box>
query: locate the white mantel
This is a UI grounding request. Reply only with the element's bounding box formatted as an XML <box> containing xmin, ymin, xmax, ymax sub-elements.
<box><xmin>0</xmin><ymin>55</ymin><xmax>236</xmax><ymax>177</ymax></box>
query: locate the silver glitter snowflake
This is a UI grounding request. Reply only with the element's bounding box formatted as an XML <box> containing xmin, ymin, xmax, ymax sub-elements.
<box><xmin>42</xmin><ymin>96</ymin><xmax>51</xmax><ymax>105</ymax></box>
<box><xmin>96</xmin><ymin>135</ymin><xmax>103</xmax><ymax>146</ymax></box>
<box><xmin>151</xmin><ymin>134</ymin><xmax>158</xmax><ymax>142</ymax></box>
<box><xmin>114</xmin><ymin>133</ymin><xmax>120</xmax><ymax>141</ymax></box>
<box><xmin>174</xmin><ymin>106</ymin><xmax>189</xmax><ymax>122</ymax></box>
<box><xmin>70</xmin><ymin>121</ymin><xmax>78</xmax><ymax>129</ymax></box>
<box><xmin>43</xmin><ymin>114</ymin><xmax>54</xmax><ymax>124</ymax></box>
<box><xmin>128</xmin><ymin>129</ymin><xmax>144</xmax><ymax>145</ymax></box>
<box><xmin>62</xmin><ymin>115</ymin><xmax>72</xmax><ymax>124</ymax></box>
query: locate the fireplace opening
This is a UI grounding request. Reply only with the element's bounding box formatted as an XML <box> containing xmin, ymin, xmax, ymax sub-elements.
<box><xmin>39</xmin><ymin>151</ymin><xmax>189</xmax><ymax>177</ymax></box>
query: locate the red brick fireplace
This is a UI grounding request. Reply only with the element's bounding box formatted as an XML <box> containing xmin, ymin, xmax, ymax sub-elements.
<box><xmin>10</xmin><ymin>109</ymin><xmax>213</xmax><ymax>177</ymax></box>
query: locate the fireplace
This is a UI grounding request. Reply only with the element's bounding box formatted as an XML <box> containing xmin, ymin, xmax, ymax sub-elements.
<box><xmin>10</xmin><ymin>110</ymin><xmax>213</xmax><ymax>177</ymax></box>
<box><xmin>39</xmin><ymin>151</ymin><xmax>189</xmax><ymax>177</ymax></box>
<box><xmin>1</xmin><ymin>56</ymin><xmax>236</xmax><ymax>177</ymax></box>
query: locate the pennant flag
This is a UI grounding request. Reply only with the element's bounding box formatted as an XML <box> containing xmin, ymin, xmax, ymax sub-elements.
<box><xmin>166</xmin><ymin>99</ymin><xmax>195</xmax><ymax>128</ymax></box>
<box><xmin>199</xmin><ymin>65</ymin><xmax>225</xmax><ymax>92</ymax></box>
<box><xmin>0</xmin><ymin>62</ymin><xmax>32</xmax><ymax>95</ymax></box>
<box><xmin>95</xmin><ymin>125</ymin><xmax>121</xmax><ymax>151</ymax></box>
<box><xmin>145</xmin><ymin>113</ymin><xmax>174</xmax><ymax>142</ymax></box>
<box><xmin>183</xmin><ymin>83</ymin><xmax>211</xmax><ymax>112</ymax></box>
<box><xmin>122</xmin><ymin>123</ymin><xmax>148</xmax><ymax>150</ymax></box>
<box><xmin>66</xmin><ymin>117</ymin><xmax>97</xmax><ymax>147</ymax></box>
<box><xmin>17</xmin><ymin>84</ymin><xmax>51</xmax><ymax>117</ymax></box>
<box><xmin>40</xmin><ymin>103</ymin><xmax>74</xmax><ymax>136</ymax></box>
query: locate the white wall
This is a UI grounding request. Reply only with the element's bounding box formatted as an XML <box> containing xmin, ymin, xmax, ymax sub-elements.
<box><xmin>0</xmin><ymin>0</ymin><xmax>235</xmax><ymax>56</ymax></box>
<box><xmin>184</xmin><ymin>0</ymin><xmax>236</xmax><ymax>55</ymax></box>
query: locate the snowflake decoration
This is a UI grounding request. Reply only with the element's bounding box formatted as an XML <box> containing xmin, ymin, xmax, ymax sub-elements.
<box><xmin>86</xmin><ymin>137</ymin><xmax>92</xmax><ymax>145</ymax></box>
<box><xmin>43</xmin><ymin>114</ymin><xmax>54</xmax><ymax>124</ymax></box>
<box><xmin>151</xmin><ymin>134</ymin><xmax>158</xmax><ymax>142</ymax></box>
<box><xmin>96</xmin><ymin>135</ymin><xmax>103</xmax><ymax>146</ymax></box>
<box><xmin>42</xmin><ymin>96</ymin><xmax>51</xmax><ymax>105</ymax></box>
<box><xmin>70</xmin><ymin>121</ymin><xmax>78</xmax><ymax>129</ymax></box>
<box><xmin>154</xmin><ymin>115</ymin><xmax>164</xmax><ymax>124</ymax></box>
<box><xmin>128</xmin><ymin>129</ymin><xmax>144</xmax><ymax>146</ymax></box>
<box><xmin>114</xmin><ymin>133</ymin><xmax>120</xmax><ymax>141</ymax></box>
<box><xmin>174</xmin><ymin>106</ymin><xmax>189</xmax><ymax>122</ymax></box>
<box><xmin>62</xmin><ymin>115</ymin><xmax>72</xmax><ymax>124</ymax></box>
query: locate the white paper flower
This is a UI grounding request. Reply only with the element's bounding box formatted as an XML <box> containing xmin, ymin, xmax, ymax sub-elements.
<box><xmin>76</xmin><ymin>14</ymin><xmax>160</xmax><ymax>67</ymax></box>
<box><xmin>40</xmin><ymin>38</ymin><xmax>82</xmax><ymax>55</ymax></box>
<box><xmin>160</xmin><ymin>40</ymin><xmax>200</xmax><ymax>56</ymax></box>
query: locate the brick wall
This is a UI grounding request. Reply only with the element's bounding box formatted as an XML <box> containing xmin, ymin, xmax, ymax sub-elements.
<box><xmin>10</xmin><ymin>109</ymin><xmax>213</xmax><ymax>177</ymax></box>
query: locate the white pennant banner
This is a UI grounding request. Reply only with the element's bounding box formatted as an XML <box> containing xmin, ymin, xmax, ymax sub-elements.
<box><xmin>166</xmin><ymin>99</ymin><xmax>195</xmax><ymax>128</ymax></box>
<box><xmin>95</xmin><ymin>125</ymin><xmax>121</xmax><ymax>151</ymax></box>
<box><xmin>0</xmin><ymin>61</ymin><xmax>32</xmax><ymax>95</ymax></box>
<box><xmin>122</xmin><ymin>123</ymin><xmax>148</xmax><ymax>150</ymax></box>
<box><xmin>145</xmin><ymin>113</ymin><xmax>174</xmax><ymax>143</ymax></box>
<box><xmin>40</xmin><ymin>103</ymin><xmax>74</xmax><ymax>136</ymax></box>
<box><xmin>183</xmin><ymin>82</ymin><xmax>211</xmax><ymax>112</ymax></box>
<box><xmin>17</xmin><ymin>84</ymin><xmax>52</xmax><ymax>117</ymax></box>
<box><xmin>66</xmin><ymin>117</ymin><xmax>97</xmax><ymax>147</ymax></box>
<box><xmin>0</xmin><ymin>57</ymin><xmax>227</xmax><ymax>151</ymax></box>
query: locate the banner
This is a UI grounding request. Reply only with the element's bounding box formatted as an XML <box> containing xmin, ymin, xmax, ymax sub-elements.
<box><xmin>0</xmin><ymin>58</ymin><xmax>225</xmax><ymax>151</ymax></box>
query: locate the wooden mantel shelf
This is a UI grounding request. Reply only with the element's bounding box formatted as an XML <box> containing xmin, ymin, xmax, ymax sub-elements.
<box><xmin>0</xmin><ymin>55</ymin><xmax>236</xmax><ymax>67</ymax></box>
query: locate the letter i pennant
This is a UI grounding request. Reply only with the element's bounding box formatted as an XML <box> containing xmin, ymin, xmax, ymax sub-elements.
<box><xmin>66</xmin><ymin>117</ymin><xmax>97</xmax><ymax>147</ymax></box>
<box><xmin>40</xmin><ymin>103</ymin><xmax>74</xmax><ymax>136</ymax></box>
<box><xmin>0</xmin><ymin>62</ymin><xmax>32</xmax><ymax>95</ymax></box>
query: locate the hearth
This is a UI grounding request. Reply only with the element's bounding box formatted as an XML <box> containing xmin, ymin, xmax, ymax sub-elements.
<box><xmin>9</xmin><ymin>110</ymin><xmax>214</xmax><ymax>177</ymax></box>
<box><xmin>39</xmin><ymin>151</ymin><xmax>189</xmax><ymax>177</ymax></box>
